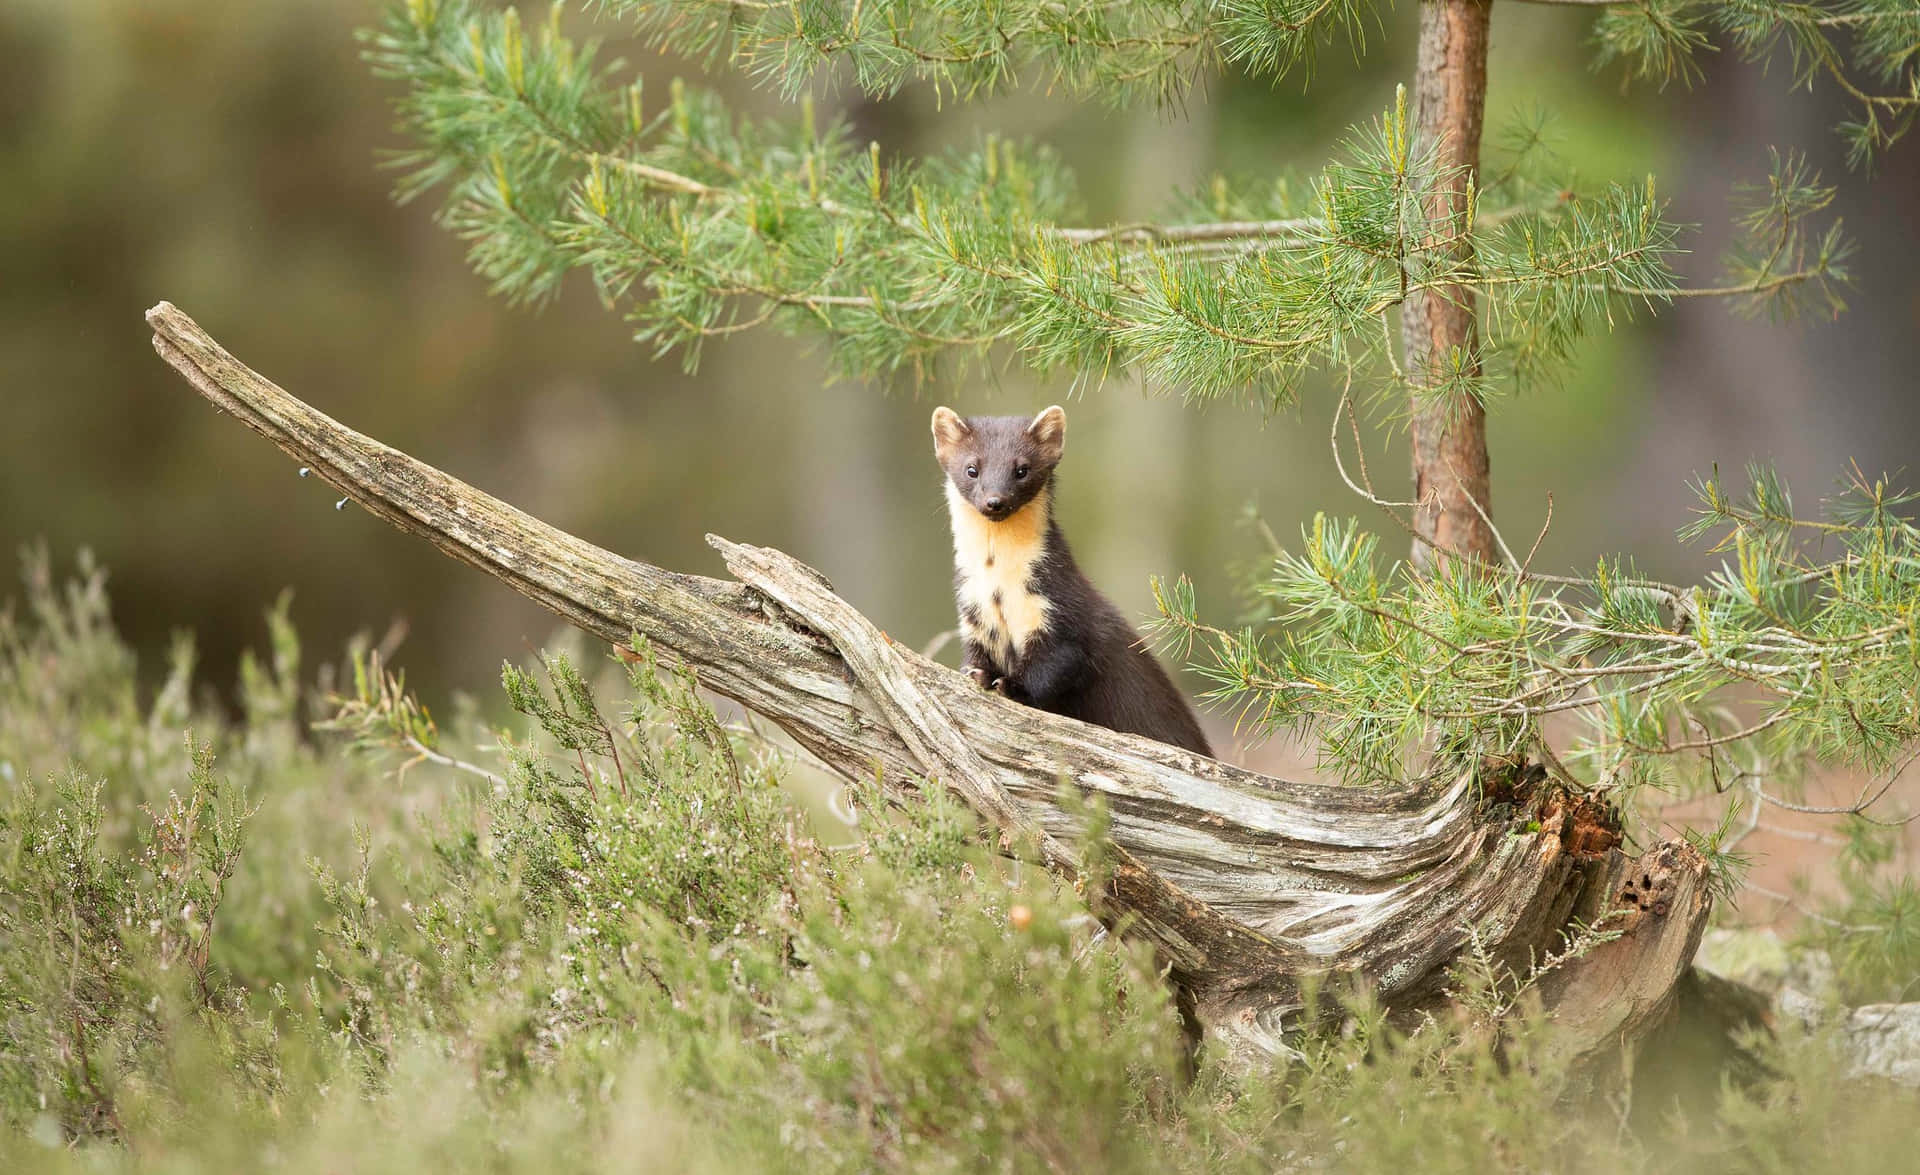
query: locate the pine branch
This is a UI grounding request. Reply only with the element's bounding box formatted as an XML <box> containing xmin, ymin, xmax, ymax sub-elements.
<box><xmin>378</xmin><ymin>5</ymin><xmax>1815</xmax><ymax>405</ymax></box>
<box><xmin>369</xmin><ymin>3</ymin><xmax>1851</xmax><ymax>410</ymax></box>
<box><xmin>1592</xmin><ymin>0</ymin><xmax>1920</xmax><ymax>165</ymax></box>
<box><xmin>595</xmin><ymin>0</ymin><xmax>1379</xmax><ymax>104</ymax></box>
<box><xmin>1155</xmin><ymin>460</ymin><xmax>1920</xmax><ymax>828</ymax></box>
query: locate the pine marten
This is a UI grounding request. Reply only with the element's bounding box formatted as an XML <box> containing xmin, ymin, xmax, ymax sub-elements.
<box><xmin>931</xmin><ymin>405</ymin><xmax>1212</xmax><ymax>757</ymax></box>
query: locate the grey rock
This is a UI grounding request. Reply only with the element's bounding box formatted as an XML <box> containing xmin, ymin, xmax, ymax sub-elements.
<box><xmin>1843</xmin><ymin>1002</ymin><xmax>1920</xmax><ymax>1088</ymax></box>
<box><xmin>1775</xmin><ymin>986</ymin><xmax>1831</xmax><ymax>1031</ymax></box>
<box><xmin>1695</xmin><ymin>927</ymin><xmax>1837</xmax><ymax>1003</ymax></box>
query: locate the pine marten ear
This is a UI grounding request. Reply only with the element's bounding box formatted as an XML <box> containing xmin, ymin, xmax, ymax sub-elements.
<box><xmin>930</xmin><ymin>406</ymin><xmax>972</xmax><ymax>460</ymax></box>
<box><xmin>1027</xmin><ymin>405</ymin><xmax>1066</xmax><ymax>462</ymax></box>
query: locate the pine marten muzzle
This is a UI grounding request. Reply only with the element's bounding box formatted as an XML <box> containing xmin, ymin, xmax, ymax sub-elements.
<box><xmin>931</xmin><ymin>405</ymin><xmax>1213</xmax><ymax>757</ymax></box>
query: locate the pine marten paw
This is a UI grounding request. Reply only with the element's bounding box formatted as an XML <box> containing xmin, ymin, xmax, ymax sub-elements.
<box><xmin>964</xmin><ymin>666</ymin><xmax>1014</xmax><ymax>696</ymax></box>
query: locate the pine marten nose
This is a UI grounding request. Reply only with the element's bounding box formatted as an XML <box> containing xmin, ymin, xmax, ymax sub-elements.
<box><xmin>983</xmin><ymin>495</ymin><xmax>1007</xmax><ymax>513</ymax></box>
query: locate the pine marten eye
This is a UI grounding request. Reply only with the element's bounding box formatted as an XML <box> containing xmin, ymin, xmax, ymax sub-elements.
<box><xmin>1014</xmin><ymin>464</ymin><xmax>1029</xmax><ymax>480</ymax></box>
<box><xmin>965</xmin><ymin>464</ymin><xmax>979</xmax><ymax>479</ymax></box>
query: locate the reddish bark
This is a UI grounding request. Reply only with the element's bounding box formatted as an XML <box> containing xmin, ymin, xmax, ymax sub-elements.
<box><xmin>1402</xmin><ymin>0</ymin><xmax>1497</xmax><ymax>571</ymax></box>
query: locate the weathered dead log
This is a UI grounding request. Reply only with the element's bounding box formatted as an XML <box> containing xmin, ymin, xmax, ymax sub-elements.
<box><xmin>146</xmin><ymin>301</ymin><xmax>1708</xmax><ymax>1067</ymax></box>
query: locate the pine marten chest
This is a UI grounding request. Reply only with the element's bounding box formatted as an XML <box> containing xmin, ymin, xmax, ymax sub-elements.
<box><xmin>945</xmin><ymin>481</ymin><xmax>1051</xmax><ymax>670</ymax></box>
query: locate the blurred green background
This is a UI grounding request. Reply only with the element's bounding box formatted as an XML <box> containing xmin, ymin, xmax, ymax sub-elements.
<box><xmin>5</xmin><ymin>0</ymin><xmax>1919</xmax><ymax>735</ymax></box>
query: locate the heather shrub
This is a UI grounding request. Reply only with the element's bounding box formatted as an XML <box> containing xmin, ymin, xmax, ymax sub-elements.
<box><xmin>3</xmin><ymin>555</ymin><xmax>1916</xmax><ymax>1174</ymax></box>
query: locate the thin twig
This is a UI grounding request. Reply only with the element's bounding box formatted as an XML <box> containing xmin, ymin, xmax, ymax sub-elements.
<box><xmin>402</xmin><ymin>733</ymin><xmax>507</xmax><ymax>789</ymax></box>
<box><xmin>1445</xmin><ymin>453</ymin><xmax>1521</xmax><ymax>571</ymax></box>
<box><xmin>1521</xmin><ymin>493</ymin><xmax>1553</xmax><ymax>578</ymax></box>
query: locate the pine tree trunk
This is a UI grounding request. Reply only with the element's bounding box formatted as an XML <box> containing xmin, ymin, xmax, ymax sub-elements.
<box><xmin>1402</xmin><ymin>0</ymin><xmax>1497</xmax><ymax>572</ymax></box>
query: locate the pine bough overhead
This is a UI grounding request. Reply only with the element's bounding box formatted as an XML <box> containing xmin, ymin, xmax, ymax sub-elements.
<box><xmin>367</xmin><ymin>2</ymin><xmax>1851</xmax><ymax>407</ymax></box>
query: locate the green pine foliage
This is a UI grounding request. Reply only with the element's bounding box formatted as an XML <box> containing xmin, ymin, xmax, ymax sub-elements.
<box><xmin>1154</xmin><ymin>465</ymin><xmax>1920</xmax><ymax>847</ymax></box>
<box><xmin>597</xmin><ymin>0</ymin><xmax>1377</xmax><ymax>105</ymax></box>
<box><xmin>1799</xmin><ymin>821</ymin><xmax>1920</xmax><ymax>1003</ymax></box>
<box><xmin>364</xmin><ymin>1</ymin><xmax>1851</xmax><ymax>405</ymax></box>
<box><xmin>5</xmin><ymin>555</ymin><xmax>1919</xmax><ymax>1172</ymax></box>
<box><xmin>599</xmin><ymin>0</ymin><xmax>1920</xmax><ymax>167</ymax></box>
<box><xmin>1595</xmin><ymin>0</ymin><xmax>1920</xmax><ymax>165</ymax></box>
<box><xmin>603</xmin><ymin>0</ymin><xmax>1920</xmax><ymax>164</ymax></box>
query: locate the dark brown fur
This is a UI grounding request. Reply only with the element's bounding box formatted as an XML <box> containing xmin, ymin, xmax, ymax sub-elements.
<box><xmin>932</xmin><ymin>406</ymin><xmax>1213</xmax><ymax>757</ymax></box>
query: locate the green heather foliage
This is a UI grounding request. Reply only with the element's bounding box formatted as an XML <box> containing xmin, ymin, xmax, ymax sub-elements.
<box><xmin>3</xmin><ymin>556</ymin><xmax>1918</xmax><ymax>1172</ymax></box>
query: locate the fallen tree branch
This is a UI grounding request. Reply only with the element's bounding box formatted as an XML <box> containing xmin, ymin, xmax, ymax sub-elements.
<box><xmin>145</xmin><ymin>301</ymin><xmax>1708</xmax><ymax>1068</ymax></box>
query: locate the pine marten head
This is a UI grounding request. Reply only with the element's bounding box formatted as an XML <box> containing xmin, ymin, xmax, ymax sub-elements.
<box><xmin>931</xmin><ymin>406</ymin><xmax>1066</xmax><ymax>523</ymax></box>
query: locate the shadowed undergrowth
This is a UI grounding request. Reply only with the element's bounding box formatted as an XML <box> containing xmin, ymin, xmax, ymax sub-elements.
<box><xmin>1</xmin><ymin>551</ymin><xmax>1914</xmax><ymax>1174</ymax></box>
